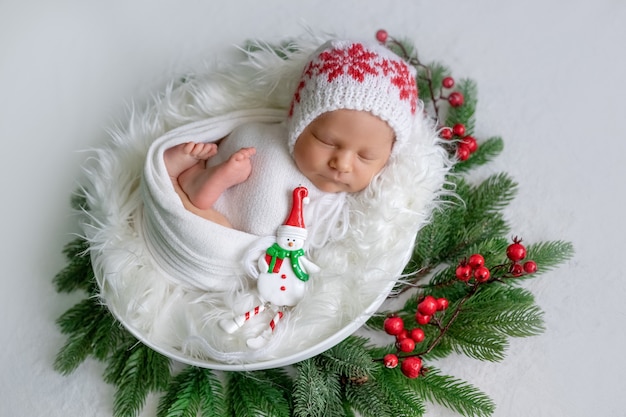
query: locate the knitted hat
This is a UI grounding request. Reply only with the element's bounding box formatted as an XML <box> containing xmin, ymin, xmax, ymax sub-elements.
<box><xmin>287</xmin><ymin>40</ymin><xmax>418</xmax><ymax>154</ymax></box>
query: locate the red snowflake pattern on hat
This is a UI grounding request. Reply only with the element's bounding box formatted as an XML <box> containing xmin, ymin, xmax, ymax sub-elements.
<box><xmin>289</xmin><ymin>42</ymin><xmax>418</xmax><ymax>116</ymax></box>
<box><xmin>380</xmin><ymin>59</ymin><xmax>418</xmax><ymax>114</ymax></box>
<box><xmin>315</xmin><ymin>43</ymin><xmax>379</xmax><ymax>82</ymax></box>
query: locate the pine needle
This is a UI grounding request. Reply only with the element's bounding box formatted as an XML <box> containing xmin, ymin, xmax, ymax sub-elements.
<box><xmin>157</xmin><ymin>366</ymin><xmax>225</xmax><ymax>417</ymax></box>
<box><xmin>53</xmin><ymin>237</ymin><xmax>97</xmax><ymax>294</ymax></box>
<box><xmin>54</xmin><ymin>297</ymin><xmax>125</xmax><ymax>373</ymax></box>
<box><xmin>344</xmin><ymin>379</ymin><xmax>395</xmax><ymax>417</ymax></box>
<box><xmin>293</xmin><ymin>359</ymin><xmax>343</xmax><ymax>417</ymax></box>
<box><xmin>225</xmin><ymin>370</ymin><xmax>291</xmax><ymax>417</ymax></box>
<box><xmin>522</xmin><ymin>240</ymin><xmax>575</xmax><ymax>277</ymax></box>
<box><xmin>317</xmin><ymin>336</ymin><xmax>377</xmax><ymax>379</ymax></box>
<box><xmin>411</xmin><ymin>367</ymin><xmax>495</xmax><ymax>417</ymax></box>
<box><xmin>104</xmin><ymin>340</ymin><xmax>171</xmax><ymax>417</ymax></box>
<box><xmin>376</xmin><ymin>368</ymin><xmax>427</xmax><ymax>417</ymax></box>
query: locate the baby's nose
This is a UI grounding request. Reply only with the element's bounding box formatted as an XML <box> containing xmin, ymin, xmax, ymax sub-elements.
<box><xmin>331</xmin><ymin>151</ymin><xmax>353</xmax><ymax>172</ymax></box>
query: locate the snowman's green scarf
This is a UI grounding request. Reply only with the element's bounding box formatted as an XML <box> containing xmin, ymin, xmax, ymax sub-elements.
<box><xmin>265</xmin><ymin>243</ymin><xmax>309</xmax><ymax>282</ymax></box>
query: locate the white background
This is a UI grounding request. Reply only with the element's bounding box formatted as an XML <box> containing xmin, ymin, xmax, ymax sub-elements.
<box><xmin>1</xmin><ymin>1</ymin><xmax>624</xmax><ymax>416</ymax></box>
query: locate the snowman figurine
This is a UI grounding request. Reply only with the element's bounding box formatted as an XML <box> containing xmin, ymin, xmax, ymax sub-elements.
<box><xmin>219</xmin><ymin>186</ymin><xmax>320</xmax><ymax>349</ymax></box>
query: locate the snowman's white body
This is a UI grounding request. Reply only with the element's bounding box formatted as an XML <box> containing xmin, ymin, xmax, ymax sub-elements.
<box><xmin>257</xmin><ymin>233</ymin><xmax>319</xmax><ymax>307</ymax></box>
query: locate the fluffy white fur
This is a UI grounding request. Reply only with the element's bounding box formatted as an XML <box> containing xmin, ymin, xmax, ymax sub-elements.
<box><xmin>79</xmin><ymin>34</ymin><xmax>451</xmax><ymax>369</ymax></box>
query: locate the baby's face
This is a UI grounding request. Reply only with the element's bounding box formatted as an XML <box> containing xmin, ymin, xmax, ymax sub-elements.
<box><xmin>293</xmin><ymin>109</ymin><xmax>394</xmax><ymax>193</ymax></box>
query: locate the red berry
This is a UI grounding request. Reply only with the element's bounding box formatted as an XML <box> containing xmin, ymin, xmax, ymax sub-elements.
<box><xmin>457</xmin><ymin>143</ymin><xmax>471</xmax><ymax>161</ymax></box>
<box><xmin>418</xmin><ymin>295</ymin><xmax>438</xmax><ymax>316</ymax></box>
<box><xmin>383</xmin><ymin>353</ymin><xmax>399</xmax><ymax>368</ymax></box>
<box><xmin>376</xmin><ymin>29</ymin><xmax>388</xmax><ymax>43</ymax></box>
<box><xmin>440</xmin><ymin>127</ymin><xmax>453</xmax><ymax>140</ymax></box>
<box><xmin>523</xmin><ymin>261</ymin><xmax>538</xmax><ymax>274</ymax></box>
<box><xmin>442</xmin><ymin>76</ymin><xmax>455</xmax><ymax>89</ymax></box>
<box><xmin>462</xmin><ymin>136</ymin><xmax>478</xmax><ymax>153</ymax></box>
<box><xmin>415</xmin><ymin>312</ymin><xmax>431</xmax><ymax>325</ymax></box>
<box><xmin>510</xmin><ymin>263</ymin><xmax>524</xmax><ymax>277</ymax></box>
<box><xmin>410</xmin><ymin>328</ymin><xmax>425</xmax><ymax>343</ymax></box>
<box><xmin>448</xmin><ymin>92</ymin><xmax>464</xmax><ymax>107</ymax></box>
<box><xmin>401</xmin><ymin>356</ymin><xmax>423</xmax><ymax>378</ymax></box>
<box><xmin>384</xmin><ymin>315</ymin><xmax>405</xmax><ymax>336</ymax></box>
<box><xmin>436</xmin><ymin>297</ymin><xmax>449</xmax><ymax>311</ymax></box>
<box><xmin>455</xmin><ymin>264</ymin><xmax>472</xmax><ymax>281</ymax></box>
<box><xmin>507</xmin><ymin>238</ymin><xmax>527</xmax><ymax>262</ymax></box>
<box><xmin>452</xmin><ymin>123</ymin><xmax>466</xmax><ymax>137</ymax></box>
<box><xmin>468</xmin><ymin>254</ymin><xmax>485</xmax><ymax>268</ymax></box>
<box><xmin>396</xmin><ymin>329</ymin><xmax>409</xmax><ymax>341</ymax></box>
<box><xmin>474</xmin><ymin>266</ymin><xmax>491</xmax><ymax>283</ymax></box>
<box><xmin>397</xmin><ymin>337</ymin><xmax>416</xmax><ymax>353</ymax></box>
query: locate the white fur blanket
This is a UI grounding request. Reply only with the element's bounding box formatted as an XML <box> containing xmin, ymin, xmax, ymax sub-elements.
<box><xmin>80</xmin><ymin>35</ymin><xmax>450</xmax><ymax>369</ymax></box>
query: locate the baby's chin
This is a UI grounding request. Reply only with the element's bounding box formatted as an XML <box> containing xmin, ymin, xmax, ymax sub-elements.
<box><xmin>310</xmin><ymin>176</ymin><xmax>360</xmax><ymax>194</ymax></box>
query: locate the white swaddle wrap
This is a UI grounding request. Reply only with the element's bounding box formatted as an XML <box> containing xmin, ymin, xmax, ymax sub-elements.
<box><xmin>142</xmin><ymin>111</ymin><xmax>346</xmax><ymax>292</ymax></box>
<box><xmin>141</xmin><ymin>109</ymin><xmax>279</xmax><ymax>292</ymax></box>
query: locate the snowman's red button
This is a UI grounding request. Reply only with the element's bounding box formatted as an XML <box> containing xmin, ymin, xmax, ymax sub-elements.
<box><xmin>281</xmin><ymin>274</ymin><xmax>287</xmax><ymax>279</ymax></box>
<box><xmin>280</xmin><ymin>286</ymin><xmax>286</xmax><ymax>291</ymax></box>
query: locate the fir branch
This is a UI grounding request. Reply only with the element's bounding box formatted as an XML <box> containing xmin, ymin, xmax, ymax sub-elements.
<box><xmin>521</xmin><ymin>240</ymin><xmax>575</xmax><ymax>277</ymax></box>
<box><xmin>408</xmin><ymin>171</ymin><xmax>516</xmax><ymax>272</ymax></box>
<box><xmin>407</xmin><ymin>198</ymin><xmax>460</xmax><ymax>272</ymax></box>
<box><xmin>445</xmin><ymin>325</ymin><xmax>508</xmax><ymax>362</ymax></box>
<box><xmin>293</xmin><ymin>359</ymin><xmax>343</xmax><ymax>417</ymax></box>
<box><xmin>489</xmin><ymin>304</ymin><xmax>545</xmax><ymax>337</ymax></box>
<box><xmin>53</xmin><ymin>237</ymin><xmax>97</xmax><ymax>294</ymax></box>
<box><xmin>405</xmin><ymin>180</ymin><xmax>469</xmax><ymax>272</ymax></box>
<box><xmin>343</xmin><ymin>379</ymin><xmax>395</xmax><ymax>417</ymax></box>
<box><xmin>157</xmin><ymin>366</ymin><xmax>225</xmax><ymax>417</ymax></box>
<box><xmin>54</xmin><ymin>297</ymin><xmax>126</xmax><ymax>374</ymax></box>
<box><xmin>453</xmin><ymin>285</ymin><xmax>545</xmax><ymax>338</ymax></box>
<box><xmin>375</xmin><ymin>368</ymin><xmax>427</xmax><ymax>417</ymax></box>
<box><xmin>104</xmin><ymin>340</ymin><xmax>171</xmax><ymax>417</ymax></box>
<box><xmin>317</xmin><ymin>336</ymin><xmax>378</xmax><ymax>380</ymax></box>
<box><xmin>457</xmin><ymin>218</ymin><xmax>510</xmax><ymax>261</ymax></box>
<box><xmin>466</xmin><ymin>173</ymin><xmax>518</xmax><ymax>221</ymax></box>
<box><xmin>445</xmin><ymin>78</ymin><xmax>478</xmax><ymax>132</ymax></box>
<box><xmin>453</xmin><ymin>137</ymin><xmax>504</xmax><ymax>174</ymax></box>
<box><xmin>411</xmin><ymin>367</ymin><xmax>495</xmax><ymax>417</ymax></box>
<box><xmin>225</xmin><ymin>370</ymin><xmax>291</xmax><ymax>417</ymax></box>
<box><xmin>462</xmin><ymin>285</ymin><xmax>536</xmax><ymax>309</ymax></box>
<box><xmin>416</xmin><ymin>61</ymin><xmax>449</xmax><ymax>110</ymax></box>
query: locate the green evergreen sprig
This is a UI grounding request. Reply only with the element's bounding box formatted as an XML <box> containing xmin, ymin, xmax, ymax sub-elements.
<box><xmin>53</xmin><ymin>236</ymin><xmax>97</xmax><ymax>295</ymax></box>
<box><xmin>104</xmin><ymin>340</ymin><xmax>171</xmax><ymax>417</ymax></box>
<box><xmin>293</xmin><ymin>358</ymin><xmax>344</xmax><ymax>417</ymax></box>
<box><xmin>157</xmin><ymin>366</ymin><xmax>225</xmax><ymax>417</ymax></box>
<box><xmin>225</xmin><ymin>369</ymin><xmax>292</xmax><ymax>417</ymax></box>
<box><xmin>410</xmin><ymin>368</ymin><xmax>495</xmax><ymax>417</ymax></box>
<box><xmin>54</xmin><ymin>296</ymin><xmax>127</xmax><ymax>373</ymax></box>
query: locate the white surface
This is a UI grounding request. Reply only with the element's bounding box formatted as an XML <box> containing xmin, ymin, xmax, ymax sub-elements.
<box><xmin>1</xmin><ymin>1</ymin><xmax>624</xmax><ymax>416</ymax></box>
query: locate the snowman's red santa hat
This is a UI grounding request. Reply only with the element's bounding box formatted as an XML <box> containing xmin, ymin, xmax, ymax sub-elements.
<box><xmin>277</xmin><ymin>186</ymin><xmax>310</xmax><ymax>240</ymax></box>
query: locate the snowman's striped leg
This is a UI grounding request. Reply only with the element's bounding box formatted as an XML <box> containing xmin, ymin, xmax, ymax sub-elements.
<box><xmin>219</xmin><ymin>304</ymin><xmax>266</xmax><ymax>334</ymax></box>
<box><xmin>268</xmin><ymin>310</ymin><xmax>284</xmax><ymax>332</ymax></box>
<box><xmin>246</xmin><ymin>309</ymin><xmax>285</xmax><ymax>349</ymax></box>
<box><xmin>241</xmin><ymin>304</ymin><xmax>266</xmax><ymax>325</ymax></box>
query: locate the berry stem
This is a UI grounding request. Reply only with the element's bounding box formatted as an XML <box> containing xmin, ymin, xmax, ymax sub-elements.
<box><xmin>386</xmin><ymin>37</ymin><xmax>442</xmax><ymax>121</ymax></box>
<box><xmin>415</xmin><ymin>286</ymin><xmax>477</xmax><ymax>357</ymax></box>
